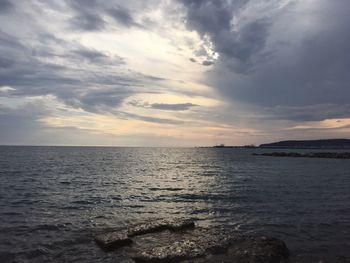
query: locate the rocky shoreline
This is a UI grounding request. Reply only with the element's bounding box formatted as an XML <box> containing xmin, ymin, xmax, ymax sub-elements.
<box><xmin>94</xmin><ymin>219</ymin><xmax>290</xmax><ymax>262</ymax></box>
<box><xmin>253</xmin><ymin>152</ymin><xmax>350</xmax><ymax>159</ymax></box>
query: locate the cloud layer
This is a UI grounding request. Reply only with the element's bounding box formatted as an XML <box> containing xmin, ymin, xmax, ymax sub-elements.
<box><xmin>1</xmin><ymin>0</ymin><xmax>350</xmax><ymax>146</ymax></box>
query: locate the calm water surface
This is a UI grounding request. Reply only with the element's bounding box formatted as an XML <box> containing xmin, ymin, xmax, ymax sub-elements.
<box><xmin>0</xmin><ymin>146</ymin><xmax>349</xmax><ymax>262</ymax></box>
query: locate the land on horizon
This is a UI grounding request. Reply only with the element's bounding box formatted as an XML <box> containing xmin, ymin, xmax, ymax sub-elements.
<box><xmin>209</xmin><ymin>139</ymin><xmax>350</xmax><ymax>149</ymax></box>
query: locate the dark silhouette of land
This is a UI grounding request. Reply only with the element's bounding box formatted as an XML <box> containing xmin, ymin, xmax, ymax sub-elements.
<box><xmin>253</xmin><ymin>152</ymin><xmax>350</xmax><ymax>159</ymax></box>
<box><xmin>206</xmin><ymin>139</ymin><xmax>350</xmax><ymax>149</ymax></box>
<box><xmin>259</xmin><ymin>139</ymin><xmax>350</xmax><ymax>149</ymax></box>
<box><xmin>253</xmin><ymin>139</ymin><xmax>350</xmax><ymax>159</ymax></box>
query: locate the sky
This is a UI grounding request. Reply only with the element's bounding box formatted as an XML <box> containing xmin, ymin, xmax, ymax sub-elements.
<box><xmin>1</xmin><ymin>0</ymin><xmax>350</xmax><ymax>146</ymax></box>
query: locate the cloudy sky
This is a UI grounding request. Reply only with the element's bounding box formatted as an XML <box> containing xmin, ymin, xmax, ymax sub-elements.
<box><xmin>1</xmin><ymin>0</ymin><xmax>350</xmax><ymax>146</ymax></box>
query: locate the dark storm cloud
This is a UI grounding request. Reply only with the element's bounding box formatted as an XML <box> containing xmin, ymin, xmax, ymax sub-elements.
<box><xmin>180</xmin><ymin>0</ymin><xmax>350</xmax><ymax>122</ymax></box>
<box><xmin>67</xmin><ymin>0</ymin><xmax>106</xmax><ymax>31</ymax></box>
<box><xmin>76</xmin><ymin>88</ymin><xmax>134</xmax><ymax>113</ymax></box>
<box><xmin>70</xmin><ymin>13</ymin><xmax>106</xmax><ymax>31</ymax></box>
<box><xmin>179</xmin><ymin>0</ymin><xmax>270</xmax><ymax>65</ymax></box>
<box><xmin>0</xmin><ymin>30</ymin><xmax>24</xmax><ymax>50</ymax></box>
<box><xmin>120</xmin><ymin>111</ymin><xmax>184</xmax><ymax>125</ymax></box>
<box><xmin>179</xmin><ymin>0</ymin><xmax>239</xmax><ymax>33</ymax></box>
<box><xmin>71</xmin><ymin>48</ymin><xmax>125</xmax><ymax>65</ymax></box>
<box><xmin>0</xmin><ymin>57</ymin><xmax>14</xmax><ymax>68</ymax></box>
<box><xmin>108</xmin><ymin>6</ymin><xmax>138</xmax><ymax>27</ymax></box>
<box><xmin>72</xmin><ymin>48</ymin><xmax>108</xmax><ymax>61</ymax></box>
<box><xmin>0</xmin><ymin>0</ymin><xmax>13</xmax><ymax>13</ymax></box>
<box><xmin>208</xmin><ymin>8</ymin><xmax>350</xmax><ymax>109</ymax></box>
<box><xmin>219</xmin><ymin>18</ymin><xmax>271</xmax><ymax>62</ymax></box>
<box><xmin>151</xmin><ymin>103</ymin><xmax>197</xmax><ymax>111</ymax></box>
<box><xmin>66</xmin><ymin>0</ymin><xmax>142</xmax><ymax>31</ymax></box>
<box><xmin>189</xmin><ymin>57</ymin><xmax>214</xmax><ymax>66</ymax></box>
<box><xmin>262</xmin><ymin>104</ymin><xmax>350</xmax><ymax>122</ymax></box>
<box><xmin>129</xmin><ymin>100</ymin><xmax>197</xmax><ymax>111</ymax></box>
<box><xmin>202</xmin><ymin>60</ymin><xmax>214</xmax><ymax>66</ymax></box>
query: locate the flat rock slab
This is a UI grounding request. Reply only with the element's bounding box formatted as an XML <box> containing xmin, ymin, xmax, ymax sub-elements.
<box><xmin>95</xmin><ymin>230</ymin><xmax>132</xmax><ymax>251</ymax></box>
<box><xmin>94</xmin><ymin>219</ymin><xmax>195</xmax><ymax>251</ymax></box>
<box><xmin>125</xmin><ymin>228</ymin><xmax>234</xmax><ymax>262</ymax></box>
<box><xmin>127</xmin><ymin>219</ymin><xmax>195</xmax><ymax>237</ymax></box>
<box><xmin>126</xmin><ymin>229</ymin><xmax>289</xmax><ymax>263</ymax></box>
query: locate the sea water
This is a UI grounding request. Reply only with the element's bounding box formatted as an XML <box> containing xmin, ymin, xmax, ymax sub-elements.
<box><xmin>0</xmin><ymin>146</ymin><xmax>349</xmax><ymax>262</ymax></box>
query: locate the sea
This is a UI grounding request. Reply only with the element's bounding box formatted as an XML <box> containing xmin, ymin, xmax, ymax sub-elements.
<box><xmin>0</xmin><ymin>146</ymin><xmax>349</xmax><ymax>262</ymax></box>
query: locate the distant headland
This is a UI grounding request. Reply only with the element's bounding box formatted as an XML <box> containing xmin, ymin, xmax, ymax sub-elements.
<box><xmin>207</xmin><ymin>139</ymin><xmax>350</xmax><ymax>149</ymax></box>
<box><xmin>259</xmin><ymin>139</ymin><xmax>350</xmax><ymax>149</ymax></box>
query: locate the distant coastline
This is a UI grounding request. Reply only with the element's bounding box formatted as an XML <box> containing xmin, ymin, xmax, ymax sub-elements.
<box><xmin>207</xmin><ymin>139</ymin><xmax>350</xmax><ymax>149</ymax></box>
<box><xmin>259</xmin><ymin>139</ymin><xmax>350</xmax><ymax>149</ymax></box>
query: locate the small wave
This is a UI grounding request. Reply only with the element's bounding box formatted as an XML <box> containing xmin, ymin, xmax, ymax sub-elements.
<box><xmin>10</xmin><ymin>199</ymin><xmax>38</xmax><ymax>205</ymax></box>
<box><xmin>200</xmin><ymin>171</ymin><xmax>218</xmax><ymax>176</ymax></box>
<box><xmin>1</xmin><ymin>211</ymin><xmax>22</xmax><ymax>216</ymax></box>
<box><xmin>10</xmin><ymin>247</ymin><xmax>52</xmax><ymax>262</ymax></box>
<box><xmin>126</xmin><ymin>204</ymin><xmax>145</xmax><ymax>208</ymax></box>
<box><xmin>71</xmin><ymin>200</ymin><xmax>95</xmax><ymax>205</ymax></box>
<box><xmin>25</xmin><ymin>247</ymin><xmax>51</xmax><ymax>259</ymax></box>
<box><xmin>28</xmin><ymin>224</ymin><xmax>61</xmax><ymax>232</ymax></box>
<box><xmin>59</xmin><ymin>181</ymin><xmax>71</xmax><ymax>185</ymax></box>
<box><xmin>149</xmin><ymin>187</ymin><xmax>183</xmax><ymax>191</ymax></box>
<box><xmin>259</xmin><ymin>223</ymin><xmax>297</xmax><ymax>229</ymax></box>
<box><xmin>173</xmin><ymin>193</ymin><xmax>249</xmax><ymax>202</ymax></box>
<box><xmin>61</xmin><ymin>206</ymin><xmax>83</xmax><ymax>210</ymax></box>
<box><xmin>200</xmin><ymin>165</ymin><xmax>221</xmax><ymax>169</ymax></box>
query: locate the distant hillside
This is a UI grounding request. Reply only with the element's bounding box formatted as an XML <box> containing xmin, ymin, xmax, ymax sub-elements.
<box><xmin>259</xmin><ymin>139</ymin><xmax>350</xmax><ymax>149</ymax></box>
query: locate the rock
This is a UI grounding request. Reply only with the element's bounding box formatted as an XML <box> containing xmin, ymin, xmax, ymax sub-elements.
<box><xmin>94</xmin><ymin>231</ymin><xmax>132</xmax><ymax>251</ymax></box>
<box><xmin>127</xmin><ymin>230</ymin><xmax>289</xmax><ymax>263</ymax></box>
<box><xmin>128</xmin><ymin>219</ymin><xmax>195</xmax><ymax>237</ymax></box>
<box><xmin>127</xmin><ymin>228</ymin><xmax>233</xmax><ymax>262</ymax></box>
<box><xmin>94</xmin><ymin>219</ymin><xmax>290</xmax><ymax>263</ymax></box>
<box><xmin>94</xmin><ymin>219</ymin><xmax>195</xmax><ymax>251</ymax></box>
<box><xmin>223</xmin><ymin>236</ymin><xmax>289</xmax><ymax>263</ymax></box>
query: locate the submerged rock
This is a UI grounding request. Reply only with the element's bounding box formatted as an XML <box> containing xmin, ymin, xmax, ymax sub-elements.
<box><xmin>220</xmin><ymin>236</ymin><xmax>290</xmax><ymax>263</ymax></box>
<box><xmin>94</xmin><ymin>230</ymin><xmax>132</xmax><ymax>251</ymax></box>
<box><xmin>127</xmin><ymin>219</ymin><xmax>195</xmax><ymax>237</ymax></box>
<box><xmin>127</xmin><ymin>228</ymin><xmax>233</xmax><ymax>262</ymax></box>
<box><xmin>128</xmin><ymin>230</ymin><xmax>289</xmax><ymax>263</ymax></box>
<box><xmin>94</xmin><ymin>219</ymin><xmax>195</xmax><ymax>251</ymax></box>
<box><xmin>94</xmin><ymin>219</ymin><xmax>290</xmax><ymax>263</ymax></box>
